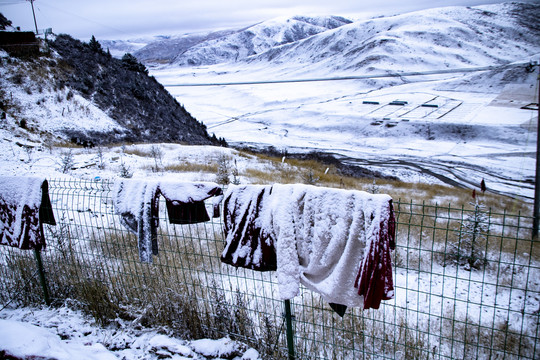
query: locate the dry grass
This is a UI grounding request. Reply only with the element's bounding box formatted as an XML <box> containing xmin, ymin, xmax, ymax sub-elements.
<box><xmin>52</xmin><ymin>140</ymin><xmax>84</xmax><ymax>149</ymax></box>
<box><xmin>164</xmin><ymin>162</ymin><xmax>218</xmax><ymax>173</ymax></box>
<box><xmin>122</xmin><ymin>147</ymin><xmax>153</xmax><ymax>157</ymax></box>
<box><xmin>237</xmin><ymin>151</ymin><xmax>530</xmax><ymax>214</ymax></box>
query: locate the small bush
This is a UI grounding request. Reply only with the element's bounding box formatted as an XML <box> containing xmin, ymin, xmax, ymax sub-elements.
<box><xmin>59</xmin><ymin>150</ymin><xmax>74</xmax><ymax>173</ymax></box>
<box><xmin>150</xmin><ymin>145</ymin><xmax>163</xmax><ymax>172</ymax></box>
<box><xmin>119</xmin><ymin>161</ymin><xmax>133</xmax><ymax>178</ymax></box>
<box><xmin>216</xmin><ymin>155</ymin><xmax>231</xmax><ymax>185</ymax></box>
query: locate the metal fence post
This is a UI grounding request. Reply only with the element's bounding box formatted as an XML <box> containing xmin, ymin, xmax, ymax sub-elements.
<box><xmin>34</xmin><ymin>249</ymin><xmax>50</xmax><ymax>306</ymax></box>
<box><xmin>284</xmin><ymin>299</ymin><xmax>295</xmax><ymax>360</ymax></box>
<box><xmin>533</xmin><ymin>64</ymin><xmax>540</xmax><ymax>240</ymax></box>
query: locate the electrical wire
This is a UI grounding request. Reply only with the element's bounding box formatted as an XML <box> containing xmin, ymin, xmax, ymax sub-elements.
<box><xmin>0</xmin><ymin>0</ymin><xmax>26</xmax><ymax>5</ymax></box>
<box><xmin>36</xmin><ymin>0</ymin><xmax>131</xmax><ymax>37</ymax></box>
<box><xmin>161</xmin><ymin>63</ymin><xmax>528</xmax><ymax>87</ymax></box>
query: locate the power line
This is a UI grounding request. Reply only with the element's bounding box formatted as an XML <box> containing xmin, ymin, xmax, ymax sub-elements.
<box><xmin>36</xmin><ymin>1</ymin><xmax>131</xmax><ymax>38</ymax></box>
<box><xmin>162</xmin><ymin>63</ymin><xmax>526</xmax><ymax>87</ymax></box>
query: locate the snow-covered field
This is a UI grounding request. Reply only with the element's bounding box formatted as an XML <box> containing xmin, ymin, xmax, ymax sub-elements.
<box><xmin>154</xmin><ymin>61</ymin><xmax>538</xmax><ymax>200</ymax></box>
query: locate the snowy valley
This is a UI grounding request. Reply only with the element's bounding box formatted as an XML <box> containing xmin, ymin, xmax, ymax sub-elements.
<box><xmin>1</xmin><ymin>2</ymin><xmax>539</xmax><ymax>200</ymax></box>
<box><xmin>139</xmin><ymin>2</ymin><xmax>539</xmax><ymax>200</ymax></box>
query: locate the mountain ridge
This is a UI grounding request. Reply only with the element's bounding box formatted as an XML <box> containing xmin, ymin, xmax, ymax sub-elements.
<box><xmin>110</xmin><ymin>2</ymin><xmax>539</xmax><ymax>84</ymax></box>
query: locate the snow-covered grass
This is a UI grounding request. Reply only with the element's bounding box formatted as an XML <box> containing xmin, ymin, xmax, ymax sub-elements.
<box><xmin>0</xmin><ymin>305</ymin><xmax>261</xmax><ymax>360</ymax></box>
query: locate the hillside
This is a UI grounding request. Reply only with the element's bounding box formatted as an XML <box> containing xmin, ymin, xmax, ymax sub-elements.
<box><xmin>125</xmin><ymin>3</ymin><xmax>539</xmax><ymax>79</ymax></box>
<box><xmin>240</xmin><ymin>2</ymin><xmax>540</xmax><ymax>76</ymax></box>
<box><xmin>0</xmin><ymin>32</ymin><xmax>223</xmax><ymax>146</ymax></box>
<box><xmin>125</xmin><ymin>15</ymin><xmax>352</xmax><ymax>66</ymax></box>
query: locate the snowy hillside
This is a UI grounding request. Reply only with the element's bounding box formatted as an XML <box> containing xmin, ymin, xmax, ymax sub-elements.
<box><xmin>130</xmin><ymin>3</ymin><xmax>539</xmax><ymax>77</ymax></box>
<box><xmin>100</xmin><ymin>37</ymin><xmax>156</xmax><ymax>58</ymax></box>
<box><xmin>0</xmin><ymin>34</ymin><xmax>221</xmax><ymax>146</ymax></box>
<box><xmin>132</xmin><ymin>29</ymin><xmax>242</xmax><ymax>64</ymax></box>
<box><xmin>123</xmin><ymin>15</ymin><xmax>351</xmax><ymax>66</ymax></box>
<box><xmin>241</xmin><ymin>3</ymin><xmax>540</xmax><ymax>76</ymax></box>
<box><xmin>167</xmin><ymin>15</ymin><xmax>352</xmax><ymax>67</ymax></box>
<box><xmin>150</xmin><ymin>2</ymin><xmax>540</xmax><ymax>200</ymax></box>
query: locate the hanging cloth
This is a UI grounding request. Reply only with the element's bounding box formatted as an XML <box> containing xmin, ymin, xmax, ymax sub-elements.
<box><xmin>0</xmin><ymin>176</ymin><xmax>56</xmax><ymax>251</ymax></box>
<box><xmin>113</xmin><ymin>179</ymin><xmax>223</xmax><ymax>263</ymax></box>
<box><xmin>221</xmin><ymin>184</ymin><xmax>395</xmax><ymax>314</ymax></box>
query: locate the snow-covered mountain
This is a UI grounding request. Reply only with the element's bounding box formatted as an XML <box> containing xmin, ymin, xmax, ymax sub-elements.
<box><xmin>131</xmin><ymin>29</ymin><xmax>240</xmax><ymax>64</ymax></box>
<box><xmin>167</xmin><ymin>15</ymin><xmax>352</xmax><ymax>67</ymax></box>
<box><xmin>125</xmin><ymin>15</ymin><xmax>352</xmax><ymax>66</ymax></box>
<box><xmin>100</xmin><ymin>37</ymin><xmax>158</xmax><ymax>58</ymax></box>
<box><xmin>240</xmin><ymin>3</ymin><xmax>540</xmax><ymax>76</ymax></box>
<box><xmin>128</xmin><ymin>3</ymin><xmax>539</xmax><ymax>78</ymax></box>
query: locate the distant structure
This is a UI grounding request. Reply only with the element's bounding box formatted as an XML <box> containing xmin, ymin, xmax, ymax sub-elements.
<box><xmin>0</xmin><ymin>31</ymin><xmax>39</xmax><ymax>57</ymax></box>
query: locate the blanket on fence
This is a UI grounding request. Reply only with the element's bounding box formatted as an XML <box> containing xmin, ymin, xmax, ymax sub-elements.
<box><xmin>113</xmin><ymin>179</ymin><xmax>223</xmax><ymax>263</ymax></box>
<box><xmin>0</xmin><ymin>176</ymin><xmax>56</xmax><ymax>251</ymax></box>
<box><xmin>221</xmin><ymin>184</ymin><xmax>395</xmax><ymax>313</ymax></box>
<box><xmin>221</xmin><ymin>185</ymin><xmax>276</xmax><ymax>271</ymax></box>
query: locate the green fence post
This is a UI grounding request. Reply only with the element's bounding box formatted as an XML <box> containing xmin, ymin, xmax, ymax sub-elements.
<box><xmin>34</xmin><ymin>249</ymin><xmax>51</xmax><ymax>306</ymax></box>
<box><xmin>284</xmin><ymin>299</ymin><xmax>295</xmax><ymax>360</ymax></box>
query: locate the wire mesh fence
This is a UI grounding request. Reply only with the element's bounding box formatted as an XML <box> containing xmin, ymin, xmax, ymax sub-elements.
<box><xmin>0</xmin><ymin>178</ymin><xmax>538</xmax><ymax>359</ymax></box>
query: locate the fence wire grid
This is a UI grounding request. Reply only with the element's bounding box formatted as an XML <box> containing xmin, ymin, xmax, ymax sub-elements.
<box><xmin>0</xmin><ymin>178</ymin><xmax>538</xmax><ymax>359</ymax></box>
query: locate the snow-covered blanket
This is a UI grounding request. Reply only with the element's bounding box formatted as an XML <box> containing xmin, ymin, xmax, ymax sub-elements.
<box><xmin>0</xmin><ymin>176</ymin><xmax>56</xmax><ymax>251</ymax></box>
<box><xmin>221</xmin><ymin>184</ymin><xmax>395</xmax><ymax>311</ymax></box>
<box><xmin>221</xmin><ymin>185</ymin><xmax>276</xmax><ymax>271</ymax></box>
<box><xmin>113</xmin><ymin>179</ymin><xmax>223</xmax><ymax>263</ymax></box>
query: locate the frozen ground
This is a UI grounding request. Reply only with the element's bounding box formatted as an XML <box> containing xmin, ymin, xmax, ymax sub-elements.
<box><xmin>0</xmin><ymin>305</ymin><xmax>260</xmax><ymax>360</ymax></box>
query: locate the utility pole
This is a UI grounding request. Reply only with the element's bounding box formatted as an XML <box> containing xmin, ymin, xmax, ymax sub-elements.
<box><xmin>27</xmin><ymin>0</ymin><xmax>38</xmax><ymax>34</ymax></box>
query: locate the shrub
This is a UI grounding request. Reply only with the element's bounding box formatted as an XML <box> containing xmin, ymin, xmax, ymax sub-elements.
<box><xmin>60</xmin><ymin>150</ymin><xmax>74</xmax><ymax>173</ymax></box>
<box><xmin>121</xmin><ymin>53</ymin><xmax>148</xmax><ymax>74</ymax></box>
<box><xmin>119</xmin><ymin>161</ymin><xmax>133</xmax><ymax>178</ymax></box>
<box><xmin>216</xmin><ymin>155</ymin><xmax>231</xmax><ymax>185</ymax></box>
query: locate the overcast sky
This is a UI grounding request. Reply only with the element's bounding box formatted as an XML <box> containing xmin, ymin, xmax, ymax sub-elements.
<box><xmin>0</xmin><ymin>0</ymin><xmax>534</xmax><ymax>40</ymax></box>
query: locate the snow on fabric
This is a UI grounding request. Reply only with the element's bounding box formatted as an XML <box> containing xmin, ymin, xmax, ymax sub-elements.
<box><xmin>0</xmin><ymin>176</ymin><xmax>55</xmax><ymax>251</ymax></box>
<box><xmin>113</xmin><ymin>179</ymin><xmax>223</xmax><ymax>263</ymax></box>
<box><xmin>0</xmin><ymin>319</ymin><xmax>118</xmax><ymax>360</ymax></box>
<box><xmin>113</xmin><ymin>179</ymin><xmax>160</xmax><ymax>263</ymax></box>
<box><xmin>354</xmin><ymin>197</ymin><xmax>396</xmax><ymax>309</ymax></box>
<box><xmin>221</xmin><ymin>185</ymin><xmax>276</xmax><ymax>271</ymax></box>
<box><xmin>159</xmin><ymin>180</ymin><xmax>224</xmax><ymax>223</ymax></box>
<box><xmin>221</xmin><ymin>184</ymin><xmax>395</xmax><ymax>310</ymax></box>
